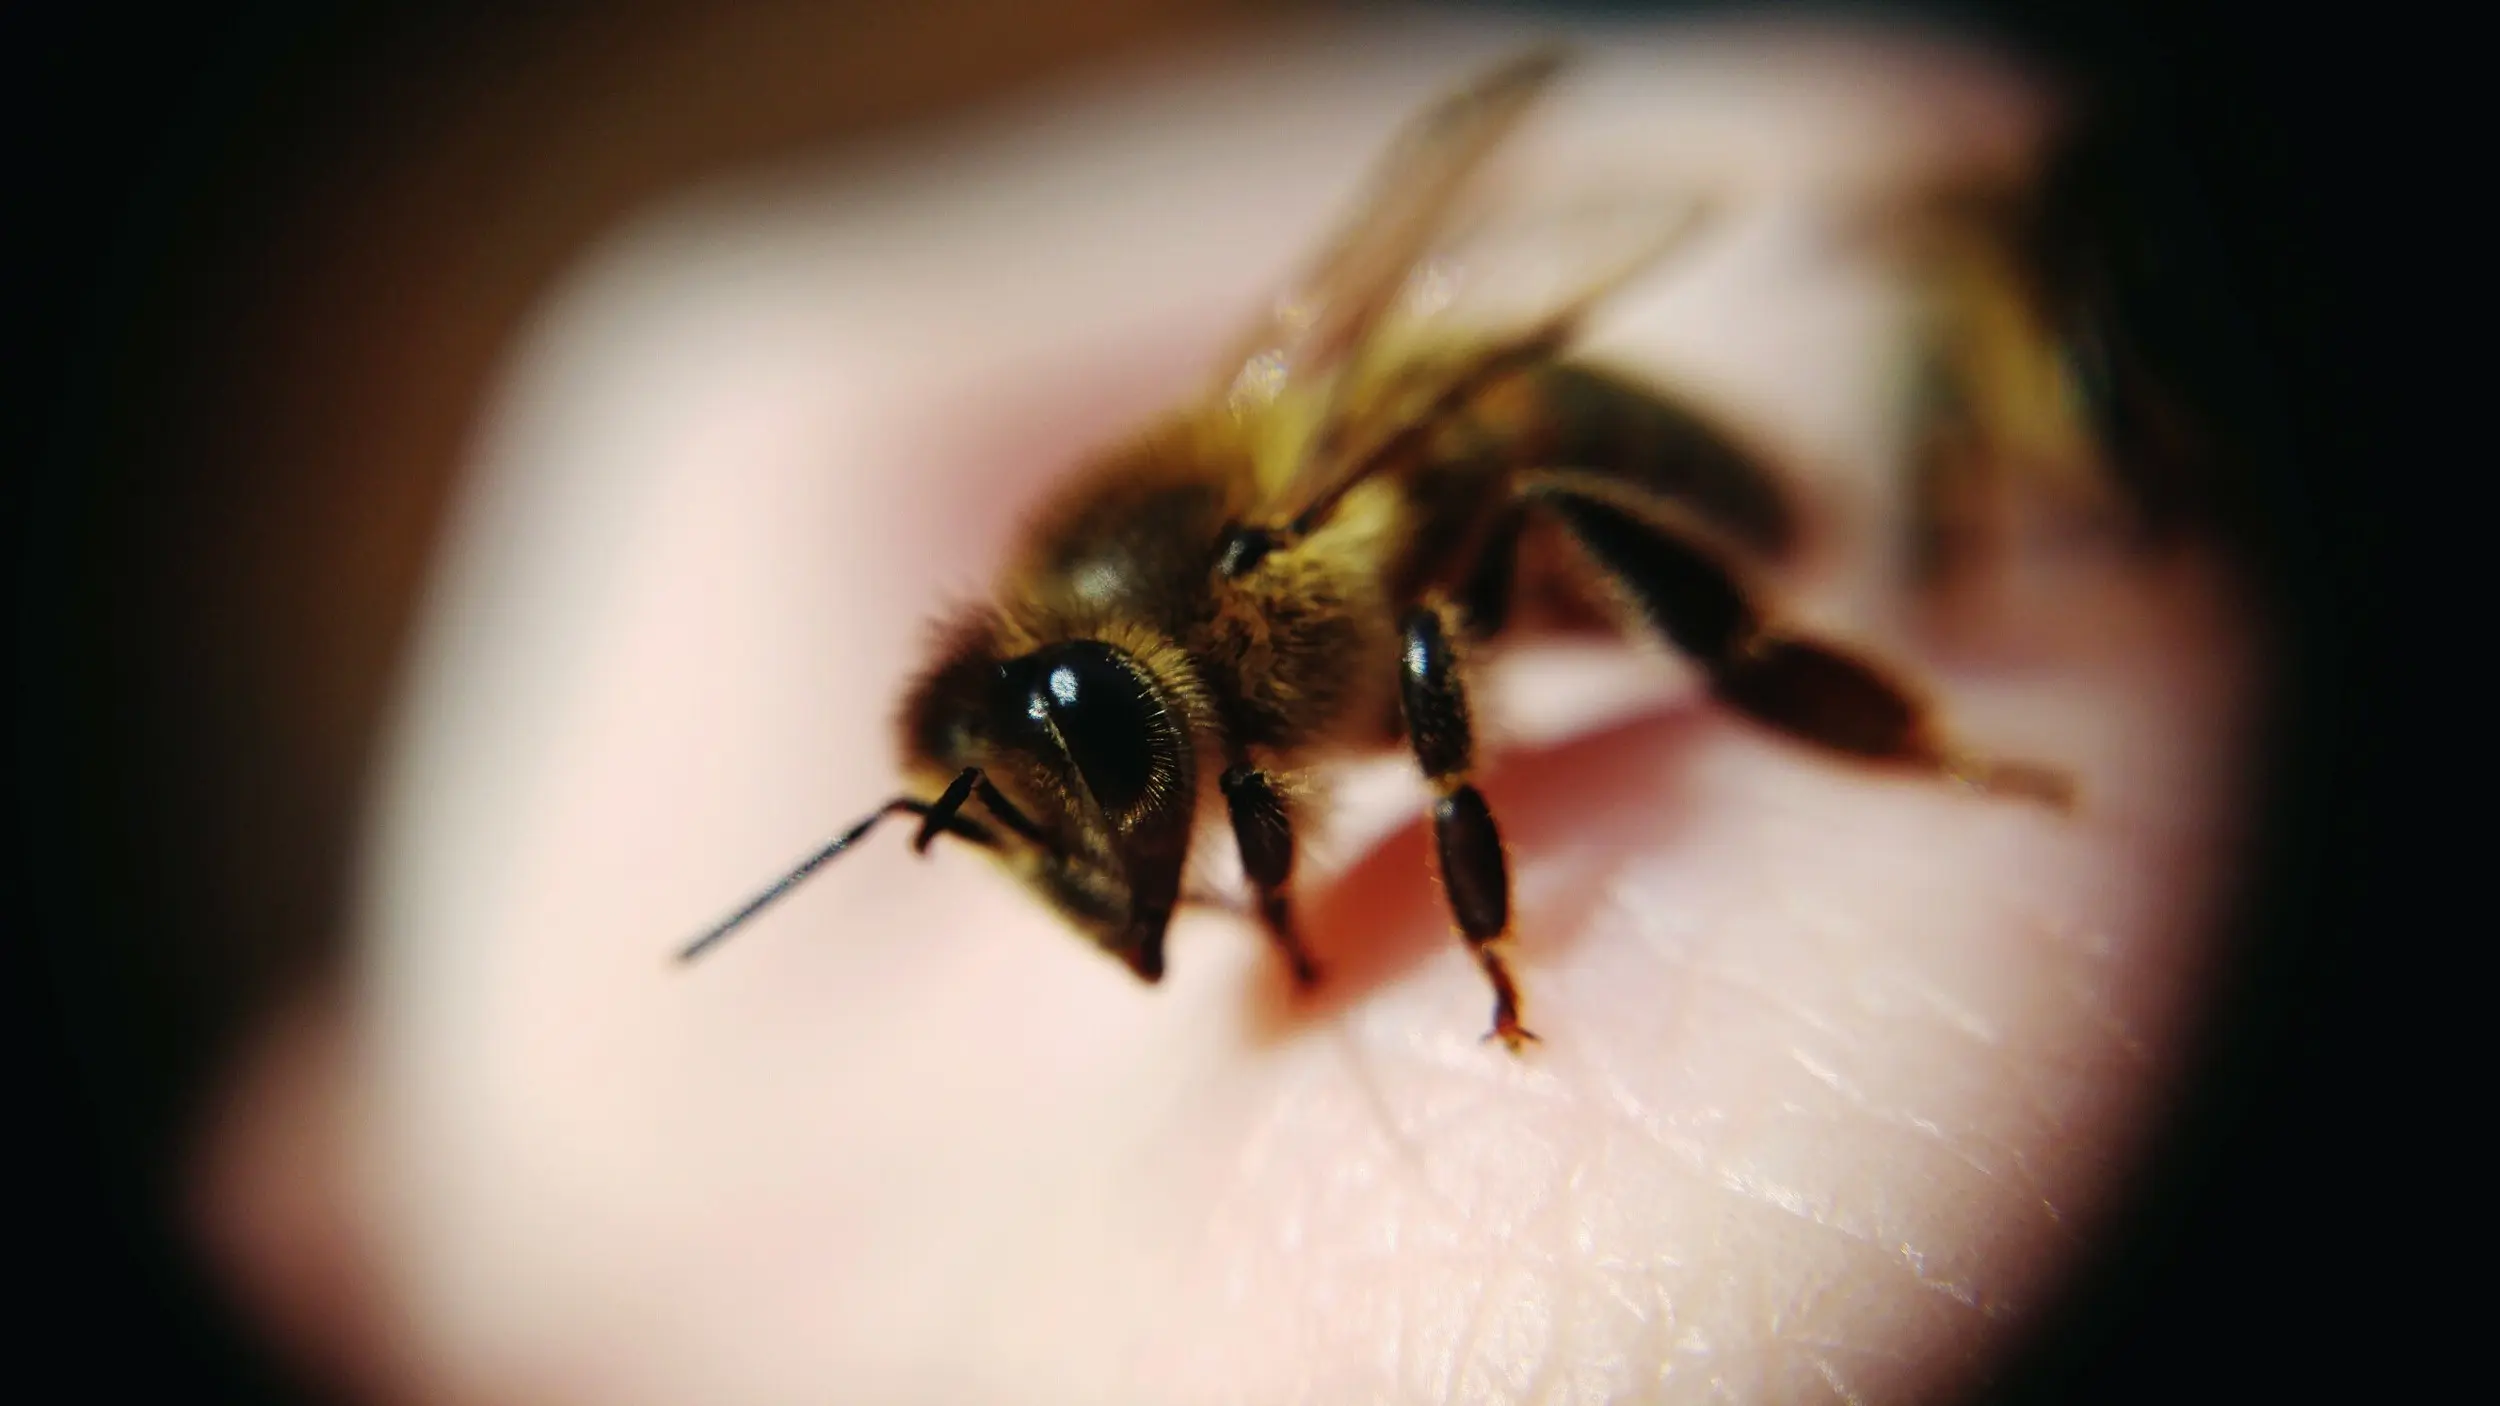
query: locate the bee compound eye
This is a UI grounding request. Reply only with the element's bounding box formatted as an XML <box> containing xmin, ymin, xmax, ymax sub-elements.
<box><xmin>1022</xmin><ymin>642</ymin><xmax>1175</xmax><ymax>817</ymax></box>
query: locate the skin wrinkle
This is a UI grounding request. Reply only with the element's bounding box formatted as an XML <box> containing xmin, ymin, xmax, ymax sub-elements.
<box><xmin>1162</xmin><ymin>1049</ymin><xmax>1582</xmax><ymax>1406</ymax></box>
<box><xmin>1153</xmin><ymin>1071</ymin><xmax>1301</xmax><ymax>1365</ymax></box>
<box><xmin>1584</xmin><ymin>1048</ymin><xmax>1718</xmax><ymax>1179</ymax></box>
<box><xmin>1336</xmin><ymin>1028</ymin><xmax>1476</xmax><ymax>1233</ymax></box>
<box><xmin>1205</xmin><ymin>1070</ymin><xmax>1600</xmax><ymax>1390</ymax></box>
<box><xmin>1763</xmin><ymin>1282</ymin><xmax>1927</xmax><ymax>1403</ymax></box>
<box><xmin>1804</xmin><ymin>1351</ymin><xmax>1872</xmax><ymax>1406</ymax></box>
<box><xmin>1826</xmin><ymin>1117</ymin><xmax>2046</xmax><ymax>1302</ymax></box>
<box><xmin>1570</xmin><ymin>886</ymin><xmax>2059</xmax><ymax>1374</ymax></box>
<box><xmin>1491</xmin><ymin>1182</ymin><xmax>1623</xmax><ymax>1400</ymax></box>
<box><xmin>1552</xmin><ymin>1170</ymin><xmax>1670</xmax><ymax>1401</ymax></box>
<box><xmin>1405</xmin><ymin>1259</ymin><xmax>1479</xmax><ymax>1404</ymax></box>
<box><xmin>1439</xmin><ymin>1267</ymin><xmax>1501</xmax><ymax>1404</ymax></box>
<box><xmin>1671</xmin><ymin>1015</ymin><xmax>2019</xmax><ymax>1354</ymax></box>
<box><xmin>1777</xmin><ymin>978</ymin><xmax>2082</xmax><ymax>1257</ymax></box>
<box><xmin>1610</xmin><ymin>1110</ymin><xmax>1900</xmax><ymax>1390</ymax></box>
<box><xmin>1658</xmin><ymin>790</ymin><xmax>2135</xmax><ymax>1223</ymax></box>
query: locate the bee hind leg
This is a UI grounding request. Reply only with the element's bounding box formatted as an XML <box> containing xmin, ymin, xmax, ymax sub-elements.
<box><xmin>1398</xmin><ymin>600</ymin><xmax>1538</xmax><ymax>1053</ymax></box>
<box><xmin>1220</xmin><ymin>766</ymin><xmax>1321</xmax><ymax>988</ymax></box>
<box><xmin>1519</xmin><ymin>470</ymin><xmax>2073</xmax><ymax>808</ymax></box>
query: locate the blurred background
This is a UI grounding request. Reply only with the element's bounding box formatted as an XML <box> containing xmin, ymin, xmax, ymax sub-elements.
<box><xmin>13</xmin><ymin>0</ymin><xmax>2370</xmax><ymax>1401</ymax></box>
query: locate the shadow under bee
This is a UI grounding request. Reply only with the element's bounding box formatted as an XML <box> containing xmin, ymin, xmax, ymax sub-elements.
<box><xmin>1233</xmin><ymin>701</ymin><xmax>1717</xmax><ymax>1048</ymax></box>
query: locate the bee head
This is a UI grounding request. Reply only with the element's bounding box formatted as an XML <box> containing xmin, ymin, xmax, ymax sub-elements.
<box><xmin>900</xmin><ymin>627</ymin><xmax>1197</xmax><ymax>981</ymax></box>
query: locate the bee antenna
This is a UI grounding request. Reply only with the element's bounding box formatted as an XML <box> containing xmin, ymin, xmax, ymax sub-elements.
<box><xmin>672</xmin><ymin>806</ymin><xmax>900</xmax><ymax>963</ymax></box>
<box><xmin>672</xmin><ymin>769</ymin><xmax>989</xmax><ymax>964</ymax></box>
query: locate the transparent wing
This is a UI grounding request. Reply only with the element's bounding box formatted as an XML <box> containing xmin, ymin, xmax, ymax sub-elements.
<box><xmin>1264</xmin><ymin>187</ymin><xmax>1723</xmax><ymax>532</ymax></box>
<box><xmin>1217</xmin><ymin>45</ymin><xmax>1571</xmax><ymax>416</ymax></box>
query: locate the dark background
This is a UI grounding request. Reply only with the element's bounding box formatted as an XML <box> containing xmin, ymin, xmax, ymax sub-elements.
<box><xmin>12</xmin><ymin>0</ymin><xmax>2380</xmax><ymax>1400</ymax></box>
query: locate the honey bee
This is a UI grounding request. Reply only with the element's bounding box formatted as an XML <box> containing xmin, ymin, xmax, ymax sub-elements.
<box><xmin>678</xmin><ymin>47</ymin><xmax>2071</xmax><ymax>1051</ymax></box>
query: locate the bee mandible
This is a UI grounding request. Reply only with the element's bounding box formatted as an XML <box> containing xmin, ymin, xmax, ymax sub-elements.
<box><xmin>677</xmin><ymin>46</ymin><xmax>2071</xmax><ymax>1051</ymax></box>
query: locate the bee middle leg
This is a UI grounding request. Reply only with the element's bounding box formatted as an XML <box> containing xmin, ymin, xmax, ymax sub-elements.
<box><xmin>1220</xmin><ymin>766</ymin><xmax>1321</xmax><ymax>988</ymax></box>
<box><xmin>1398</xmin><ymin>599</ymin><xmax>1537</xmax><ymax>1053</ymax></box>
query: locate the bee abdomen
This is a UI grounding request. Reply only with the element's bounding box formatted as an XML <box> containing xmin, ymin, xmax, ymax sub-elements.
<box><xmin>1499</xmin><ymin>362</ymin><xmax>1798</xmax><ymax>558</ymax></box>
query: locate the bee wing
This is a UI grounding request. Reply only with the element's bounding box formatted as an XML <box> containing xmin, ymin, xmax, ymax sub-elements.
<box><xmin>1267</xmin><ymin>187</ymin><xmax>1722</xmax><ymax>528</ymax></box>
<box><xmin>1217</xmin><ymin>45</ymin><xmax>1571</xmax><ymax>413</ymax></box>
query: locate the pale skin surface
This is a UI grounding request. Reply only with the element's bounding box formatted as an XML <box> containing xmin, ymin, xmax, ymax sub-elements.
<box><xmin>198</xmin><ymin>23</ymin><xmax>2254</xmax><ymax>1406</ymax></box>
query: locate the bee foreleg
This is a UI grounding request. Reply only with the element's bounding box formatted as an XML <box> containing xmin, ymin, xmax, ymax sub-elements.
<box><xmin>1521</xmin><ymin>470</ymin><xmax>2073</xmax><ymax>808</ymax></box>
<box><xmin>1219</xmin><ymin>766</ymin><xmax>1320</xmax><ymax>988</ymax></box>
<box><xmin>1398</xmin><ymin>600</ymin><xmax>1538</xmax><ymax>1053</ymax></box>
<box><xmin>909</xmin><ymin>766</ymin><xmax>984</xmax><ymax>851</ymax></box>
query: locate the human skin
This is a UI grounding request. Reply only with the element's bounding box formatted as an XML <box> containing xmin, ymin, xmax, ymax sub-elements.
<box><xmin>199</xmin><ymin>23</ymin><xmax>2254</xmax><ymax>1405</ymax></box>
